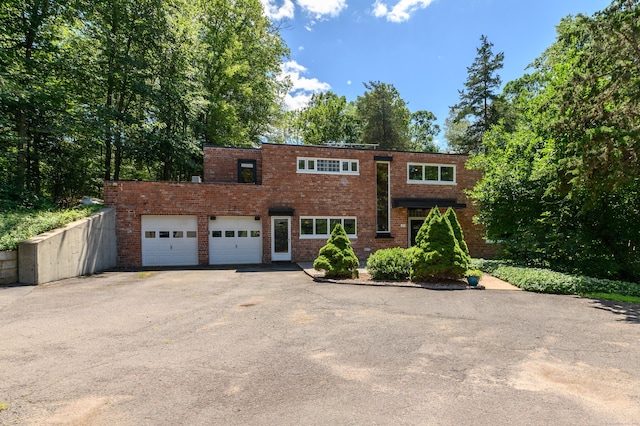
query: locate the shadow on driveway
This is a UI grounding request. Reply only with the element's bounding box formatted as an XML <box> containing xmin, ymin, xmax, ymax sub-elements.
<box><xmin>589</xmin><ymin>298</ymin><xmax>640</xmax><ymax>323</ymax></box>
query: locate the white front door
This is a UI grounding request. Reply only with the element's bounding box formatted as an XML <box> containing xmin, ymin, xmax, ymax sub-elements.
<box><xmin>271</xmin><ymin>217</ymin><xmax>291</xmax><ymax>261</ymax></box>
<box><xmin>141</xmin><ymin>215</ymin><xmax>198</xmax><ymax>266</ymax></box>
<box><xmin>209</xmin><ymin>216</ymin><xmax>262</xmax><ymax>265</ymax></box>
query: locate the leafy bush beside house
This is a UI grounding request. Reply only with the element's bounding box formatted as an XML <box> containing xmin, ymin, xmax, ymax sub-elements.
<box><xmin>473</xmin><ymin>259</ymin><xmax>640</xmax><ymax>297</ymax></box>
<box><xmin>411</xmin><ymin>211</ymin><xmax>468</xmax><ymax>281</ymax></box>
<box><xmin>314</xmin><ymin>224</ymin><xmax>359</xmax><ymax>279</ymax></box>
<box><xmin>366</xmin><ymin>247</ymin><xmax>411</xmax><ymax>281</ymax></box>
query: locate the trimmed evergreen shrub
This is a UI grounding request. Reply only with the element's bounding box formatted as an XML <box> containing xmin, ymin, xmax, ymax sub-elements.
<box><xmin>411</xmin><ymin>211</ymin><xmax>468</xmax><ymax>281</ymax></box>
<box><xmin>414</xmin><ymin>207</ymin><xmax>441</xmax><ymax>248</ymax></box>
<box><xmin>366</xmin><ymin>247</ymin><xmax>411</xmax><ymax>281</ymax></box>
<box><xmin>444</xmin><ymin>207</ymin><xmax>470</xmax><ymax>260</ymax></box>
<box><xmin>314</xmin><ymin>224</ymin><xmax>359</xmax><ymax>279</ymax></box>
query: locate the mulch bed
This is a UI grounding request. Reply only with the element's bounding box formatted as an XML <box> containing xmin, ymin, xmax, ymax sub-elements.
<box><xmin>314</xmin><ymin>271</ymin><xmax>484</xmax><ymax>290</ymax></box>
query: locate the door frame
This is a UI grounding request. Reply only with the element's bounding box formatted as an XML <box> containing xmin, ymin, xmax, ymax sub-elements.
<box><xmin>408</xmin><ymin>216</ymin><xmax>427</xmax><ymax>247</ymax></box>
<box><xmin>271</xmin><ymin>216</ymin><xmax>291</xmax><ymax>261</ymax></box>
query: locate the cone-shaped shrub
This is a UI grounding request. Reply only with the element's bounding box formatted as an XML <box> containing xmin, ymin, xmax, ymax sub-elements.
<box><xmin>411</xmin><ymin>213</ymin><xmax>468</xmax><ymax>281</ymax></box>
<box><xmin>444</xmin><ymin>207</ymin><xmax>470</xmax><ymax>262</ymax></box>
<box><xmin>415</xmin><ymin>207</ymin><xmax>441</xmax><ymax>248</ymax></box>
<box><xmin>314</xmin><ymin>224</ymin><xmax>359</xmax><ymax>278</ymax></box>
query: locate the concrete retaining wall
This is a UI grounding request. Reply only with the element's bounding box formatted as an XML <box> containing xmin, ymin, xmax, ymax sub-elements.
<box><xmin>0</xmin><ymin>251</ymin><xmax>18</xmax><ymax>285</ymax></box>
<box><xmin>19</xmin><ymin>208</ymin><xmax>117</xmax><ymax>285</ymax></box>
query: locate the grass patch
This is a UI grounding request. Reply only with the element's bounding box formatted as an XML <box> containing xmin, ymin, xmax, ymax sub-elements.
<box><xmin>0</xmin><ymin>205</ymin><xmax>103</xmax><ymax>251</ymax></box>
<box><xmin>0</xmin><ymin>401</ymin><xmax>8</xmax><ymax>412</ymax></box>
<box><xmin>136</xmin><ymin>271</ymin><xmax>157</xmax><ymax>279</ymax></box>
<box><xmin>583</xmin><ymin>293</ymin><xmax>640</xmax><ymax>305</ymax></box>
<box><xmin>473</xmin><ymin>258</ymin><xmax>640</xmax><ymax>298</ymax></box>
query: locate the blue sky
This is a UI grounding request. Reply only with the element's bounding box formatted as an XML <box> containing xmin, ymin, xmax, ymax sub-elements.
<box><xmin>261</xmin><ymin>0</ymin><xmax>608</xmax><ymax>146</ymax></box>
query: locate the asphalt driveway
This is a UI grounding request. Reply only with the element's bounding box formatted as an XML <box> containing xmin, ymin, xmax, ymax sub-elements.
<box><xmin>1</xmin><ymin>267</ymin><xmax>639</xmax><ymax>425</ymax></box>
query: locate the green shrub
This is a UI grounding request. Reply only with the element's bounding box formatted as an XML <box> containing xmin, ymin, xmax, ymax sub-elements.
<box><xmin>414</xmin><ymin>207</ymin><xmax>441</xmax><ymax>248</ymax></box>
<box><xmin>411</xmin><ymin>212</ymin><xmax>468</xmax><ymax>281</ymax></box>
<box><xmin>0</xmin><ymin>205</ymin><xmax>103</xmax><ymax>251</ymax></box>
<box><xmin>314</xmin><ymin>224</ymin><xmax>359</xmax><ymax>279</ymax></box>
<box><xmin>444</xmin><ymin>207</ymin><xmax>470</xmax><ymax>260</ymax></box>
<box><xmin>472</xmin><ymin>258</ymin><xmax>640</xmax><ymax>296</ymax></box>
<box><xmin>366</xmin><ymin>247</ymin><xmax>411</xmax><ymax>281</ymax></box>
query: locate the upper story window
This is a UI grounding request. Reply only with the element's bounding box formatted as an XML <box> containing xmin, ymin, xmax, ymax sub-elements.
<box><xmin>297</xmin><ymin>157</ymin><xmax>359</xmax><ymax>175</ymax></box>
<box><xmin>407</xmin><ymin>163</ymin><xmax>456</xmax><ymax>185</ymax></box>
<box><xmin>238</xmin><ymin>160</ymin><xmax>257</xmax><ymax>184</ymax></box>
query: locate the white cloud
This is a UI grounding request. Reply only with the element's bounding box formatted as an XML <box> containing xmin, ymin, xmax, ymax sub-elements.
<box><xmin>297</xmin><ymin>0</ymin><xmax>347</xmax><ymax>18</ymax></box>
<box><xmin>260</xmin><ymin>0</ymin><xmax>295</xmax><ymax>20</ymax></box>
<box><xmin>279</xmin><ymin>61</ymin><xmax>331</xmax><ymax>110</ymax></box>
<box><xmin>372</xmin><ymin>0</ymin><xmax>435</xmax><ymax>22</ymax></box>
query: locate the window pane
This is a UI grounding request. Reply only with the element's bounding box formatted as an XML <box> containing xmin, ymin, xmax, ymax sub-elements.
<box><xmin>425</xmin><ymin>166</ymin><xmax>439</xmax><ymax>181</ymax></box>
<box><xmin>240</xmin><ymin>167</ymin><xmax>255</xmax><ymax>184</ymax></box>
<box><xmin>238</xmin><ymin>230</ymin><xmax>248</xmax><ymax>237</ymax></box>
<box><xmin>376</xmin><ymin>162</ymin><xmax>390</xmax><ymax>232</ymax></box>
<box><xmin>441</xmin><ymin>166</ymin><xmax>454</xmax><ymax>182</ymax></box>
<box><xmin>173</xmin><ymin>231</ymin><xmax>183</xmax><ymax>238</ymax></box>
<box><xmin>351</xmin><ymin>162</ymin><xmax>358</xmax><ymax>172</ymax></box>
<box><xmin>317</xmin><ymin>159</ymin><xmax>340</xmax><ymax>172</ymax></box>
<box><xmin>315</xmin><ymin>218</ymin><xmax>328</xmax><ymax>235</ymax></box>
<box><xmin>330</xmin><ymin>218</ymin><xmax>341</xmax><ymax>233</ymax></box>
<box><xmin>186</xmin><ymin>231</ymin><xmax>197</xmax><ymax>238</ymax></box>
<box><xmin>308</xmin><ymin>160</ymin><xmax>315</xmax><ymax>170</ymax></box>
<box><xmin>301</xmin><ymin>218</ymin><xmax>313</xmax><ymax>235</ymax></box>
<box><xmin>409</xmin><ymin>164</ymin><xmax>422</xmax><ymax>180</ymax></box>
<box><xmin>344</xmin><ymin>219</ymin><xmax>356</xmax><ymax>235</ymax></box>
<box><xmin>159</xmin><ymin>231</ymin><xmax>170</xmax><ymax>238</ymax></box>
<box><xmin>145</xmin><ymin>231</ymin><xmax>156</xmax><ymax>238</ymax></box>
<box><xmin>298</xmin><ymin>159</ymin><xmax>305</xmax><ymax>170</ymax></box>
<box><xmin>251</xmin><ymin>230</ymin><xmax>260</xmax><ymax>237</ymax></box>
<box><xmin>225</xmin><ymin>230</ymin><xmax>235</xmax><ymax>238</ymax></box>
<box><xmin>212</xmin><ymin>231</ymin><xmax>222</xmax><ymax>238</ymax></box>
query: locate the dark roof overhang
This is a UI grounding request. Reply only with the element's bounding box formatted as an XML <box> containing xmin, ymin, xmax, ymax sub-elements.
<box><xmin>268</xmin><ymin>207</ymin><xmax>295</xmax><ymax>216</ymax></box>
<box><xmin>392</xmin><ymin>198</ymin><xmax>466</xmax><ymax>209</ymax></box>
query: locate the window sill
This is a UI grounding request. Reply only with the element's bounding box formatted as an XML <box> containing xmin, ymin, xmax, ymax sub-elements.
<box><xmin>375</xmin><ymin>233</ymin><xmax>394</xmax><ymax>239</ymax></box>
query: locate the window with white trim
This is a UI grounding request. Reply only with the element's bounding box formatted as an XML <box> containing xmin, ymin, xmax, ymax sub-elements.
<box><xmin>297</xmin><ymin>157</ymin><xmax>359</xmax><ymax>175</ymax></box>
<box><xmin>407</xmin><ymin>163</ymin><xmax>456</xmax><ymax>184</ymax></box>
<box><xmin>300</xmin><ymin>217</ymin><xmax>357</xmax><ymax>238</ymax></box>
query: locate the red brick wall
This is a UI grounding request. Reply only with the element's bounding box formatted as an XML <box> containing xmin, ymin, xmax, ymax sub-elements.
<box><xmin>105</xmin><ymin>144</ymin><xmax>494</xmax><ymax>268</ymax></box>
<box><xmin>204</xmin><ymin>147</ymin><xmax>262</xmax><ymax>184</ymax></box>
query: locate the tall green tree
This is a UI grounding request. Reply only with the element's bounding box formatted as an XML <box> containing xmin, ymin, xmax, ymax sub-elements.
<box><xmin>449</xmin><ymin>35</ymin><xmax>504</xmax><ymax>153</ymax></box>
<box><xmin>196</xmin><ymin>0</ymin><xmax>289</xmax><ymax>147</ymax></box>
<box><xmin>296</xmin><ymin>91</ymin><xmax>349</xmax><ymax>145</ymax></box>
<box><xmin>409</xmin><ymin>110</ymin><xmax>440</xmax><ymax>152</ymax></box>
<box><xmin>469</xmin><ymin>1</ymin><xmax>640</xmax><ymax>281</ymax></box>
<box><xmin>356</xmin><ymin>81</ymin><xmax>411</xmax><ymax>150</ymax></box>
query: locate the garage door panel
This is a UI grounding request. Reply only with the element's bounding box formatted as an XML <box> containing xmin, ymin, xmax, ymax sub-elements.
<box><xmin>210</xmin><ymin>217</ymin><xmax>262</xmax><ymax>265</ymax></box>
<box><xmin>142</xmin><ymin>216</ymin><xmax>198</xmax><ymax>267</ymax></box>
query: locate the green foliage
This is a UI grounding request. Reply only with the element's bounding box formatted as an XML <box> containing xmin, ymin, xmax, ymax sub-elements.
<box><xmin>411</xmin><ymin>210</ymin><xmax>468</xmax><ymax>281</ymax></box>
<box><xmin>414</xmin><ymin>207</ymin><xmax>441</xmax><ymax>248</ymax></box>
<box><xmin>468</xmin><ymin>2</ymin><xmax>640</xmax><ymax>282</ymax></box>
<box><xmin>0</xmin><ymin>205</ymin><xmax>103</xmax><ymax>251</ymax></box>
<box><xmin>444</xmin><ymin>207</ymin><xmax>470</xmax><ymax>259</ymax></box>
<box><xmin>473</xmin><ymin>259</ymin><xmax>640</xmax><ymax>297</ymax></box>
<box><xmin>0</xmin><ymin>0</ymin><xmax>288</xmax><ymax>206</ymax></box>
<box><xmin>314</xmin><ymin>224</ymin><xmax>359</xmax><ymax>279</ymax></box>
<box><xmin>448</xmin><ymin>35</ymin><xmax>504</xmax><ymax>153</ymax></box>
<box><xmin>296</xmin><ymin>91</ymin><xmax>360</xmax><ymax>146</ymax></box>
<box><xmin>366</xmin><ymin>248</ymin><xmax>411</xmax><ymax>281</ymax></box>
<box><xmin>465</xmin><ymin>269</ymin><xmax>483</xmax><ymax>278</ymax></box>
<box><xmin>356</xmin><ymin>81</ymin><xmax>411</xmax><ymax>150</ymax></box>
<box><xmin>409</xmin><ymin>110</ymin><xmax>440</xmax><ymax>152</ymax></box>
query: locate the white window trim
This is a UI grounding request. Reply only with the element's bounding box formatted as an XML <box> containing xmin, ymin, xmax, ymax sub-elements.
<box><xmin>299</xmin><ymin>216</ymin><xmax>358</xmax><ymax>239</ymax></box>
<box><xmin>407</xmin><ymin>163</ymin><xmax>457</xmax><ymax>185</ymax></box>
<box><xmin>297</xmin><ymin>157</ymin><xmax>359</xmax><ymax>175</ymax></box>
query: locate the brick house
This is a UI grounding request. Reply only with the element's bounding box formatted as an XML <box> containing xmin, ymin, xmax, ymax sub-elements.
<box><xmin>104</xmin><ymin>143</ymin><xmax>493</xmax><ymax>267</ymax></box>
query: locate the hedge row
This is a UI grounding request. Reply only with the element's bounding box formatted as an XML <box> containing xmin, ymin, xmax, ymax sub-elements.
<box><xmin>473</xmin><ymin>259</ymin><xmax>640</xmax><ymax>297</ymax></box>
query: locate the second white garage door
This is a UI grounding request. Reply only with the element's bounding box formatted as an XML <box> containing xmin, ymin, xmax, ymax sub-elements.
<box><xmin>209</xmin><ymin>217</ymin><xmax>262</xmax><ymax>265</ymax></box>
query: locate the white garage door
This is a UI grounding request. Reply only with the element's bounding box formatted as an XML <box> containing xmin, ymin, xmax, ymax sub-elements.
<box><xmin>210</xmin><ymin>217</ymin><xmax>262</xmax><ymax>265</ymax></box>
<box><xmin>141</xmin><ymin>216</ymin><xmax>198</xmax><ymax>266</ymax></box>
